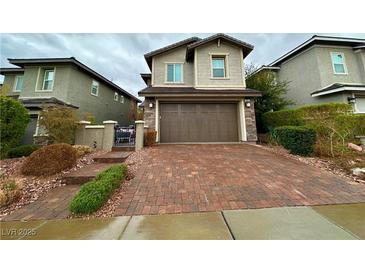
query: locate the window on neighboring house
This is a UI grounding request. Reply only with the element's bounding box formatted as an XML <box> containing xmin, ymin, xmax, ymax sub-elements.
<box><xmin>42</xmin><ymin>69</ymin><xmax>55</xmax><ymax>90</ymax></box>
<box><xmin>212</xmin><ymin>57</ymin><xmax>226</xmax><ymax>78</ymax></box>
<box><xmin>14</xmin><ymin>75</ymin><xmax>24</xmax><ymax>92</ymax></box>
<box><xmin>331</xmin><ymin>52</ymin><xmax>347</xmax><ymax>74</ymax></box>
<box><xmin>91</xmin><ymin>80</ymin><xmax>99</xmax><ymax>96</ymax></box>
<box><xmin>166</xmin><ymin>63</ymin><xmax>183</xmax><ymax>83</ymax></box>
<box><xmin>120</xmin><ymin>95</ymin><xmax>124</xmax><ymax>104</ymax></box>
<box><xmin>114</xmin><ymin>92</ymin><xmax>118</xmax><ymax>101</ymax></box>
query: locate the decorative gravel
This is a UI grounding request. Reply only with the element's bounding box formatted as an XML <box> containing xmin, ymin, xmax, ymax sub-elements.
<box><xmin>256</xmin><ymin>144</ymin><xmax>365</xmax><ymax>185</ymax></box>
<box><xmin>0</xmin><ymin>150</ymin><xmax>106</xmax><ymax>219</ymax></box>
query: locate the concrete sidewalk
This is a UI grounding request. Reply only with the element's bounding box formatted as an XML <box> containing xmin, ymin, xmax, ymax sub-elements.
<box><xmin>1</xmin><ymin>203</ymin><xmax>364</xmax><ymax>240</ymax></box>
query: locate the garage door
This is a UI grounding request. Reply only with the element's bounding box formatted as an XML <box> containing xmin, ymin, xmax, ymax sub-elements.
<box><xmin>160</xmin><ymin>103</ymin><xmax>238</xmax><ymax>143</ymax></box>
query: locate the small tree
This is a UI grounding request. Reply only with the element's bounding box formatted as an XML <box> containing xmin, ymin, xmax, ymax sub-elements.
<box><xmin>83</xmin><ymin>112</ymin><xmax>97</xmax><ymax>124</ymax></box>
<box><xmin>39</xmin><ymin>106</ymin><xmax>77</xmax><ymax>144</ymax></box>
<box><xmin>246</xmin><ymin>64</ymin><xmax>293</xmax><ymax>132</ymax></box>
<box><xmin>0</xmin><ymin>95</ymin><xmax>30</xmax><ymax>158</ymax></box>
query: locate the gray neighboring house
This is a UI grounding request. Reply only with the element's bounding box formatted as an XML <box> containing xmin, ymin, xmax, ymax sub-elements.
<box><xmin>138</xmin><ymin>33</ymin><xmax>261</xmax><ymax>143</ymax></box>
<box><xmin>253</xmin><ymin>35</ymin><xmax>365</xmax><ymax>113</ymax></box>
<box><xmin>0</xmin><ymin>57</ymin><xmax>141</xmax><ymax>144</ymax></box>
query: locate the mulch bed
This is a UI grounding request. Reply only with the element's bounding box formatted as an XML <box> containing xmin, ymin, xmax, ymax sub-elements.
<box><xmin>257</xmin><ymin>144</ymin><xmax>365</xmax><ymax>185</ymax></box>
<box><xmin>0</xmin><ymin>150</ymin><xmax>106</xmax><ymax>220</ymax></box>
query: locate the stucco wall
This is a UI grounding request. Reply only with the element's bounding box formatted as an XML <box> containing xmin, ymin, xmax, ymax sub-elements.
<box><xmin>152</xmin><ymin>46</ymin><xmax>194</xmax><ymax>87</ymax></box>
<box><xmin>355</xmin><ymin>50</ymin><xmax>365</xmax><ymax>83</ymax></box>
<box><xmin>315</xmin><ymin>47</ymin><xmax>364</xmax><ymax>87</ymax></box>
<box><xmin>195</xmin><ymin>41</ymin><xmax>245</xmax><ymax>88</ymax></box>
<box><xmin>66</xmin><ymin>65</ymin><xmax>135</xmax><ymax>125</ymax></box>
<box><xmin>1</xmin><ymin>73</ymin><xmax>17</xmax><ymax>94</ymax></box>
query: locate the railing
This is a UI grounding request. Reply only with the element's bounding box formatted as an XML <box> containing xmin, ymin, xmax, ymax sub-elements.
<box><xmin>114</xmin><ymin>126</ymin><xmax>135</xmax><ymax>147</ymax></box>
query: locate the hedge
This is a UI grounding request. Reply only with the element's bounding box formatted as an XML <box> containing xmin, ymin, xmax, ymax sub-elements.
<box><xmin>7</xmin><ymin>145</ymin><xmax>40</xmax><ymax>158</ymax></box>
<box><xmin>262</xmin><ymin>103</ymin><xmax>352</xmax><ymax>131</ymax></box>
<box><xmin>69</xmin><ymin>164</ymin><xmax>128</xmax><ymax>215</ymax></box>
<box><xmin>271</xmin><ymin>126</ymin><xmax>316</xmax><ymax>156</ymax></box>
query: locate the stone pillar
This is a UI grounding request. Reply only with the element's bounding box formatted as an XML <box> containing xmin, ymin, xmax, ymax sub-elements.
<box><xmin>102</xmin><ymin>120</ymin><xmax>117</xmax><ymax>151</ymax></box>
<box><xmin>135</xmin><ymin>120</ymin><xmax>145</xmax><ymax>151</ymax></box>
<box><xmin>75</xmin><ymin>121</ymin><xmax>91</xmax><ymax>145</ymax></box>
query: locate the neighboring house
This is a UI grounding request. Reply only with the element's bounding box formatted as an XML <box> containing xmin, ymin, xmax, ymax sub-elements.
<box><xmin>253</xmin><ymin>35</ymin><xmax>365</xmax><ymax>113</ymax></box>
<box><xmin>0</xmin><ymin>57</ymin><xmax>141</xmax><ymax>144</ymax></box>
<box><xmin>138</xmin><ymin>33</ymin><xmax>261</xmax><ymax>143</ymax></box>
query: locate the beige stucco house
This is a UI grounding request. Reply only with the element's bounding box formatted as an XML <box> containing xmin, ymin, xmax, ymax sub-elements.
<box><xmin>138</xmin><ymin>33</ymin><xmax>261</xmax><ymax>143</ymax></box>
<box><xmin>0</xmin><ymin>57</ymin><xmax>141</xmax><ymax>144</ymax></box>
<box><xmin>253</xmin><ymin>35</ymin><xmax>365</xmax><ymax>113</ymax></box>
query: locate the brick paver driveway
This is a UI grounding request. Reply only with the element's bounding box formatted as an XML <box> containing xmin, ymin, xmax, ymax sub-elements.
<box><xmin>115</xmin><ymin>144</ymin><xmax>365</xmax><ymax>216</ymax></box>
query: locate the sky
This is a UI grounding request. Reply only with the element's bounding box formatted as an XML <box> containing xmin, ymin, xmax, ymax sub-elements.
<box><xmin>1</xmin><ymin>33</ymin><xmax>365</xmax><ymax>99</ymax></box>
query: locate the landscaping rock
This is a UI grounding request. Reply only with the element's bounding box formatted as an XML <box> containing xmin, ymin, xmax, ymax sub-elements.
<box><xmin>352</xmin><ymin>168</ymin><xmax>365</xmax><ymax>176</ymax></box>
<box><xmin>348</xmin><ymin>143</ymin><xmax>363</xmax><ymax>152</ymax></box>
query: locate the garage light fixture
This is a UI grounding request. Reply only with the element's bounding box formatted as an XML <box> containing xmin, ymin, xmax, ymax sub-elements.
<box><xmin>149</xmin><ymin>103</ymin><xmax>154</xmax><ymax>108</ymax></box>
<box><xmin>244</xmin><ymin>99</ymin><xmax>251</xmax><ymax>108</ymax></box>
<box><xmin>347</xmin><ymin>96</ymin><xmax>356</xmax><ymax>104</ymax></box>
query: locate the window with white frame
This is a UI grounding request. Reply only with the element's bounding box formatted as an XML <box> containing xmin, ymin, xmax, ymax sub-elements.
<box><xmin>355</xmin><ymin>97</ymin><xmax>365</xmax><ymax>113</ymax></box>
<box><xmin>166</xmin><ymin>63</ymin><xmax>183</xmax><ymax>83</ymax></box>
<box><xmin>91</xmin><ymin>80</ymin><xmax>99</xmax><ymax>96</ymax></box>
<box><xmin>331</xmin><ymin>52</ymin><xmax>347</xmax><ymax>74</ymax></box>
<box><xmin>120</xmin><ymin>95</ymin><xmax>124</xmax><ymax>104</ymax></box>
<box><xmin>14</xmin><ymin>75</ymin><xmax>24</xmax><ymax>92</ymax></box>
<box><xmin>212</xmin><ymin>57</ymin><xmax>226</xmax><ymax>78</ymax></box>
<box><xmin>114</xmin><ymin>92</ymin><xmax>118</xmax><ymax>101</ymax></box>
<box><xmin>42</xmin><ymin>69</ymin><xmax>55</xmax><ymax>90</ymax></box>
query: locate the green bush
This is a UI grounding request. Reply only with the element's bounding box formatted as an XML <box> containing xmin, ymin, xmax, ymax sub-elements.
<box><xmin>7</xmin><ymin>145</ymin><xmax>40</xmax><ymax>158</ymax></box>
<box><xmin>271</xmin><ymin>126</ymin><xmax>316</xmax><ymax>156</ymax></box>
<box><xmin>262</xmin><ymin>109</ymin><xmax>303</xmax><ymax>131</ymax></box>
<box><xmin>0</xmin><ymin>96</ymin><xmax>30</xmax><ymax>158</ymax></box>
<box><xmin>69</xmin><ymin>165</ymin><xmax>128</xmax><ymax>215</ymax></box>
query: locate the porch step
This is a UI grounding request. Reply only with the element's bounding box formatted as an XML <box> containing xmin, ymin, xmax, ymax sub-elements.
<box><xmin>93</xmin><ymin>151</ymin><xmax>132</xmax><ymax>163</ymax></box>
<box><xmin>112</xmin><ymin>146</ymin><xmax>135</xmax><ymax>152</ymax></box>
<box><xmin>63</xmin><ymin>163</ymin><xmax>115</xmax><ymax>185</ymax></box>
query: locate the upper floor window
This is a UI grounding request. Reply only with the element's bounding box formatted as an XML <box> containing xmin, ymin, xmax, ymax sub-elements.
<box><xmin>212</xmin><ymin>57</ymin><xmax>226</xmax><ymax>78</ymax></box>
<box><xmin>91</xmin><ymin>80</ymin><xmax>99</xmax><ymax>96</ymax></box>
<box><xmin>166</xmin><ymin>63</ymin><xmax>183</xmax><ymax>83</ymax></box>
<box><xmin>120</xmin><ymin>95</ymin><xmax>124</xmax><ymax>104</ymax></box>
<box><xmin>331</xmin><ymin>52</ymin><xmax>347</xmax><ymax>74</ymax></box>
<box><xmin>14</xmin><ymin>75</ymin><xmax>24</xmax><ymax>92</ymax></box>
<box><xmin>42</xmin><ymin>69</ymin><xmax>54</xmax><ymax>90</ymax></box>
<box><xmin>114</xmin><ymin>92</ymin><xmax>118</xmax><ymax>101</ymax></box>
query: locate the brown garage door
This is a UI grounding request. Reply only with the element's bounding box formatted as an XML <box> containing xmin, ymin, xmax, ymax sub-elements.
<box><xmin>160</xmin><ymin>103</ymin><xmax>238</xmax><ymax>143</ymax></box>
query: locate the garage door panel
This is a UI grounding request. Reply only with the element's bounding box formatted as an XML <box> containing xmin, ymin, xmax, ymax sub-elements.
<box><xmin>160</xmin><ymin>103</ymin><xmax>238</xmax><ymax>143</ymax></box>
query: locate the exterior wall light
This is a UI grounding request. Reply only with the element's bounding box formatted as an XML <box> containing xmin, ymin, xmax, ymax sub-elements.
<box><xmin>348</xmin><ymin>96</ymin><xmax>356</xmax><ymax>104</ymax></box>
<box><xmin>244</xmin><ymin>99</ymin><xmax>251</xmax><ymax>108</ymax></box>
<box><xmin>149</xmin><ymin>103</ymin><xmax>154</xmax><ymax>108</ymax></box>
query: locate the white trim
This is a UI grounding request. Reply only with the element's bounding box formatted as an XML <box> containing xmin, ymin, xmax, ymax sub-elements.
<box><xmin>330</xmin><ymin>52</ymin><xmax>348</xmax><ymax>75</ymax></box>
<box><xmin>194</xmin><ymin>48</ymin><xmax>198</xmax><ymax>87</ymax></box>
<box><xmin>13</xmin><ymin>75</ymin><xmax>23</xmax><ymax>92</ymax></box>
<box><xmin>312</xmin><ymin>86</ymin><xmax>365</xmax><ymax>97</ymax></box>
<box><xmin>151</xmin><ymin>57</ymin><xmax>155</xmax><ymax>86</ymax></box>
<box><xmin>239</xmin><ymin>99</ymin><xmax>247</xmax><ymax>141</ymax></box>
<box><xmin>42</xmin><ymin>69</ymin><xmax>55</xmax><ymax>91</ymax></box>
<box><xmin>85</xmin><ymin>125</ymin><xmax>105</xmax><ymax>129</ymax></box>
<box><xmin>155</xmin><ymin>99</ymin><xmax>159</xmax><ymax>142</ymax></box>
<box><xmin>114</xmin><ymin>92</ymin><xmax>118</xmax><ymax>101</ymax></box>
<box><xmin>91</xmin><ymin>80</ymin><xmax>99</xmax><ymax>96</ymax></box>
<box><xmin>165</xmin><ymin>62</ymin><xmax>184</xmax><ymax>84</ymax></box>
<box><xmin>35</xmin><ymin>67</ymin><xmax>56</xmax><ymax>92</ymax></box>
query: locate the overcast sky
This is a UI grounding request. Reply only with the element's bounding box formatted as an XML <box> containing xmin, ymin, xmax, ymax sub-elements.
<box><xmin>1</xmin><ymin>33</ymin><xmax>364</xmax><ymax>98</ymax></box>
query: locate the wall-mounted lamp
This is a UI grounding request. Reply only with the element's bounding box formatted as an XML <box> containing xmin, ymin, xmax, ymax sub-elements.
<box><xmin>149</xmin><ymin>103</ymin><xmax>154</xmax><ymax>108</ymax></box>
<box><xmin>244</xmin><ymin>99</ymin><xmax>251</xmax><ymax>108</ymax></box>
<box><xmin>348</xmin><ymin>96</ymin><xmax>356</xmax><ymax>104</ymax></box>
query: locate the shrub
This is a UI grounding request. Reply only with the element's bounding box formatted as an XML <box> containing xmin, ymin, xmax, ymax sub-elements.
<box><xmin>0</xmin><ymin>179</ymin><xmax>23</xmax><ymax>207</ymax></box>
<box><xmin>39</xmin><ymin>106</ymin><xmax>77</xmax><ymax>144</ymax></box>
<box><xmin>21</xmin><ymin>143</ymin><xmax>77</xmax><ymax>176</ymax></box>
<box><xmin>271</xmin><ymin>126</ymin><xmax>316</xmax><ymax>156</ymax></box>
<box><xmin>83</xmin><ymin>112</ymin><xmax>97</xmax><ymax>125</ymax></box>
<box><xmin>69</xmin><ymin>164</ymin><xmax>127</xmax><ymax>215</ymax></box>
<box><xmin>0</xmin><ymin>95</ymin><xmax>30</xmax><ymax>158</ymax></box>
<box><xmin>144</xmin><ymin>129</ymin><xmax>157</xmax><ymax>146</ymax></box>
<box><xmin>72</xmin><ymin>145</ymin><xmax>93</xmax><ymax>158</ymax></box>
<box><xmin>7</xmin><ymin>145</ymin><xmax>40</xmax><ymax>158</ymax></box>
<box><xmin>262</xmin><ymin>109</ymin><xmax>303</xmax><ymax>131</ymax></box>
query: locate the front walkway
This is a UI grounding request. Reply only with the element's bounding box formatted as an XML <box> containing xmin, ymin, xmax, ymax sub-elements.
<box><xmin>2</xmin><ymin>203</ymin><xmax>364</xmax><ymax>239</ymax></box>
<box><xmin>115</xmin><ymin>144</ymin><xmax>365</xmax><ymax>216</ymax></box>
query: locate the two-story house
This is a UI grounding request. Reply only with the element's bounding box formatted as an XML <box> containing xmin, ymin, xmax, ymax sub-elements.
<box><xmin>253</xmin><ymin>35</ymin><xmax>365</xmax><ymax>113</ymax></box>
<box><xmin>138</xmin><ymin>33</ymin><xmax>261</xmax><ymax>143</ymax></box>
<box><xmin>0</xmin><ymin>57</ymin><xmax>141</xmax><ymax>144</ymax></box>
